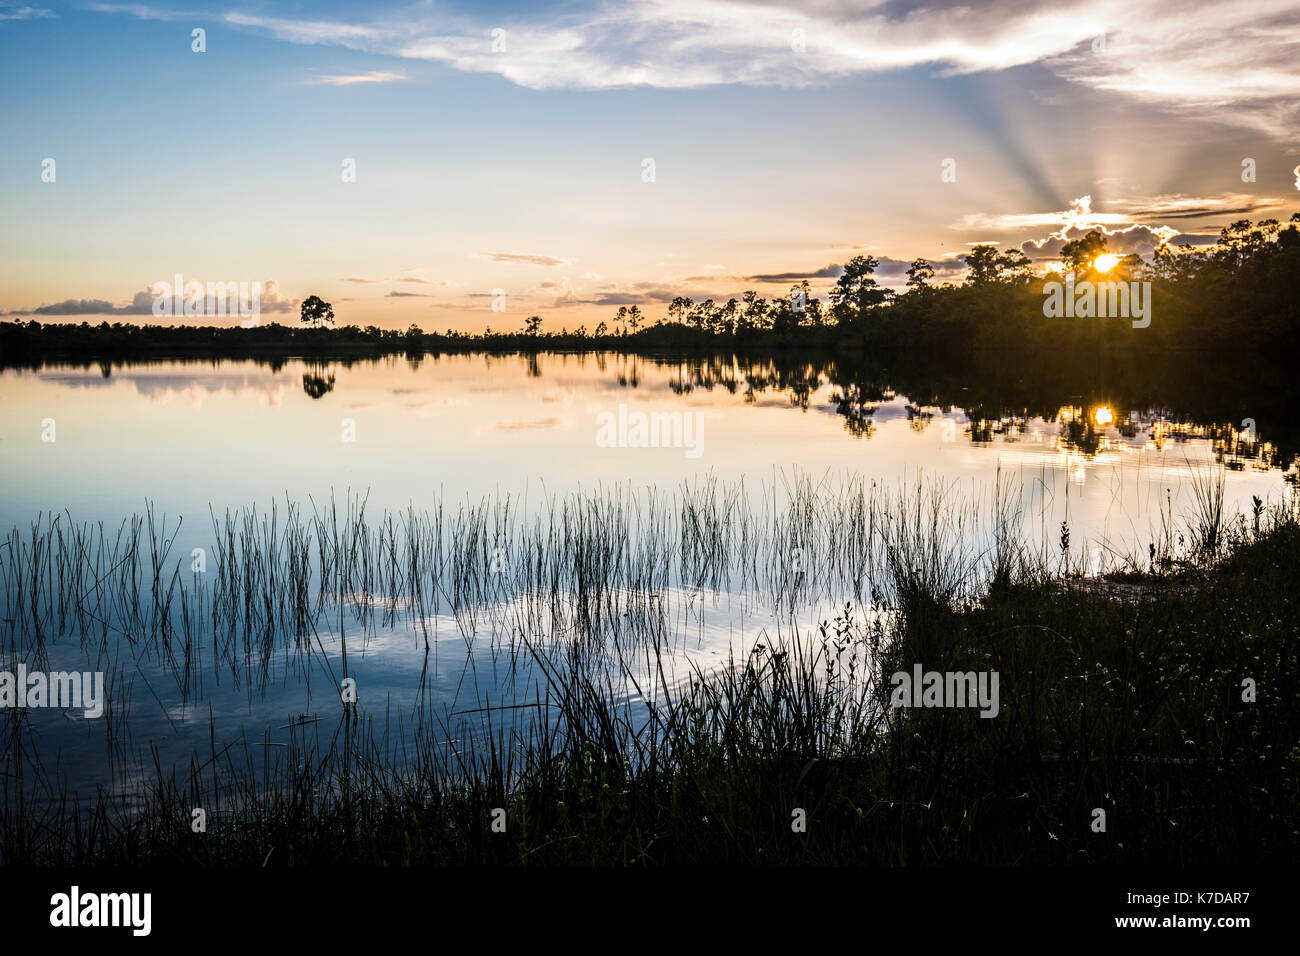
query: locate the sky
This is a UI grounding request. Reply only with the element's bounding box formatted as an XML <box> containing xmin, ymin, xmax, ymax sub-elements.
<box><xmin>1</xmin><ymin>0</ymin><xmax>1298</xmax><ymax>331</ymax></box>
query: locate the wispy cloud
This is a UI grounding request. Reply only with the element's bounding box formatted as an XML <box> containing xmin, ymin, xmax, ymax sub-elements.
<box><xmin>476</xmin><ymin>252</ymin><xmax>570</xmax><ymax>266</ymax></box>
<box><xmin>309</xmin><ymin>70</ymin><xmax>406</xmax><ymax>86</ymax></box>
<box><xmin>0</xmin><ymin>3</ymin><xmax>55</xmax><ymax>20</ymax></box>
<box><xmin>745</xmin><ymin>264</ymin><xmax>844</xmax><ymax>283</ymax></box>
<box><xmin>345</xmin><ymin>272</ymin><xmax>454</xmax><ymax>286</ymax></box>
<box><xmin>223</xmin><ymin>10</ymin><xmax>390</xmax><ymax>46</ymax></box>
<box><xmin>90</xmin><ymin>0</ymin><xmax>1298</xmax><ymax>136</ymax></box>
<box><xmin>87</xmin><ymin>2</ymin><xmax>183</xmax><ymax>21</ymax></box>
<box><xmin>959</xmin><ymin>194</ymin><xmax>1291</xmax><ymax>234</ymax></box>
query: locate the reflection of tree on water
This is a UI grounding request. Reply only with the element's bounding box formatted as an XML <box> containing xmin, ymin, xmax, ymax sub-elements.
<box><xmin>1056</xmin><ymin>414</ymin><xmax>1108</xmax><ymax>457</ymax></box>
<box><xmin>968</xmin><ymin>419</ymin><xmax>999</xmax><ymax>445</ymax></box>
<box><xmin>302</xmin><ymin>365</ymin><xmax>336</xmax><ymax>399</ymax></box>
<box><xmin>616</xmin><ymin>354</ymin><xmax>641</xmax><ymax>388</ymax></box>
<box><xmin>599</xmin><ymin>353</ymin><xmax>1298</xmax><ymax>475</ymax></box>
<box><xmin>742</xmin><ymin>362</ymin><xmax>822</xmax><ymax>411</ymax></box>
<box><xmin>610</xmin><ymin>352</ymin><xmax>1297</xmax><ymax>474</ymax></box>
<box><xmin>905</xmin><ymin>404</ymin><xmax>935</xmax><ymax>434</ymax></box>
<box><xmin>830</xmin><ymin>382</ymin><xmax>892</xmax><ymax>438</ymax></box>
<box><xmin>173</xmin><ymin>347</ymin><xmax>1298</xmax><ymax>477</ymax></box>
<box><xmin>1210</xmin><ymin>423</ymin><xmax>1278</xmax><ymax>473</ymax></box>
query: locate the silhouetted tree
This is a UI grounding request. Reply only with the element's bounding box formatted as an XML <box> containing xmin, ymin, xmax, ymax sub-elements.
<box><xmin>906</xmin><ymin>258</ymin><xmax>936</xmax><ymax>290</ymax></box>
<box><xmin>1060</xmin><ymin>229</ymin><xmax>1109</xmax><ymax>277</ymax></box>
<box><xmin>997</xmin><ymin>248</ymin><xmax>1034</xmax><ymax>284</ymax></box>
<box><xmin>668</xmin><ymin>296</ymin><xmax>694</xmax><ymax>325</ymax></box>
<box><xmin>965</xmin><ymin>246</ymin><xmax>1034</xmax><ymax>285</ymax></box>
<box><xmin>964</xmin><ymin>245</ymin><xmax>1002</xmax><ymax>286</ymax></box>
<box><xmin>829</xmin><ymin>255</ymin><xmax>887</xmax><ymax>326</ymax></box>
<box><xmin>300</xmin><ymin>295</ymin><xmax>334</xmax><ymax>328</ymax></box>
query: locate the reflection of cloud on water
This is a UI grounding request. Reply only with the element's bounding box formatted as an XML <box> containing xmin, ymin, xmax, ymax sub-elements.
<box><xmin>863</xmin><ymin>396</ymin><xmax>924</xmax><ymax>424</ymax></box>
<box><xmin>487</xmin><ymin>417</ymin><xmax>568</xmax><ymax>432</ymax></box>
<box><xmin>37</xmin><ymin>369</ymin><xmax>294</xmax><ymax>408</ymax></box>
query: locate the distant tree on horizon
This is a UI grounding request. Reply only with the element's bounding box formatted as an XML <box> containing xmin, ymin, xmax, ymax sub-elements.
<box><xmin>668</xmin><ymin>296</ymin><xmax>694</xmax><ymax>326</ymax></box>
<box><xmin>1059</xmin><ymin>229</ymin><xmax>1110</xmax><ymax>278</ymax></box>
<box><xmin>964</xmin><ymin>245</ymin><xmax>1035</xmax><ymax>286</ymax></box>
<box><xmin>906</xmin><ymin>258</ymin><xmax>936</xmax><ymax>290</ymax></box>
<box><xmin>829</xmin><ymin>255</ymin><xmax>888</xmax><ymax>326</ymax></box>
<box><xmin>963</xmin><ymin>245</ymin><xmax>1001</xmax><ymax>286</ymax></box>
<box><xmin>300</xmin><ymin>295</ymin><xmax>335</xmax><ymax>328</ymax></box>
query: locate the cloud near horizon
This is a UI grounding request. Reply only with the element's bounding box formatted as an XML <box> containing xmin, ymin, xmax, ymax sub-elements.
<box><xmin>13</xmin><ymin>280</ymin><xmax>297</xmax><ymax>316</ymax></box>
<box><xmin>9</xmin><ymin>191</ymin><xmax>1294</xmax><ymax>320</ymax></box>
<box><xmin>951</xmin><ymin>195</ymin><xmax>1298</xmax><ymax>263</ymax></box>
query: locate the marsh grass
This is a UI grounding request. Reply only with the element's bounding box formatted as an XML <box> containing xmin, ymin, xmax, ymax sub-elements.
<box><xmin>1</xmin><ymin>473</ymin><xmax>1296</xmax><ymax>865</ymax></box>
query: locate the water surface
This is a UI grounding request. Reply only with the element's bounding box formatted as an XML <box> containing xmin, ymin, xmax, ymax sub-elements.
<box><xmin>0</xmin><ymin>352</ymin><xmax>1291</xmax><ymax>808</ymax></box>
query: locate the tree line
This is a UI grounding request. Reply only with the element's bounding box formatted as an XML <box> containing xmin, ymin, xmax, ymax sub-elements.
<box><xmin>4</xmin><ymin>213</ymin><xmax>1297</xmax><ymax>363</ymax></box>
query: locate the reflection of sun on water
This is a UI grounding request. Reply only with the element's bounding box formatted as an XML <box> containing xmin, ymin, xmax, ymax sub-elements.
<box><xmin>1094</xmin><ymin>253</ymin><xmax>1120</xmax><ymax>273</ymax></box>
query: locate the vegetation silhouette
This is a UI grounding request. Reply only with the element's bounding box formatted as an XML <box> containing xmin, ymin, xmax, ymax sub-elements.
<box><xmin>4</xmin><ymin>213</ymin><xmax>1297</xmax><ymax>363</ymax></box>
<box><xmin>300</xmin><ymin>295</ymin><xmax>335</xmax><ymax>328</ymax></box>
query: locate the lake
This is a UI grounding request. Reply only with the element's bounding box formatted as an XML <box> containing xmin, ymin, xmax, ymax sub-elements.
<box><xmin>0</xmin><ymin>351</ymin><xmax>1292</xmax><ymax>807</ymax></box>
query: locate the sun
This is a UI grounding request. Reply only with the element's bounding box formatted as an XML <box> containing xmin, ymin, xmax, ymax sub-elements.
<box><xmin>1094</xmin><ymin>253</ymin><xmax>1120</xmax><ymax>273</ymax></box>
<box><xmin>1094</xmin><ymin>405</ymin><xmax>1114</xmax><ymax>426</ymax></box>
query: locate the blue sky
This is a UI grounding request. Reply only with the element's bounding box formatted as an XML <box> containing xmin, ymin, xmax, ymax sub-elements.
<box><xmin>2</xmin><ymin>0</ymin><xmax>1298</xmax><ymax>330</ymax></box>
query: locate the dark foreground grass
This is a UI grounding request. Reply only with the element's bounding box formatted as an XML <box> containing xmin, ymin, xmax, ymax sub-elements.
<box><xmin>4</xmin><ymin>514</ymin><xmax>1298</xmax><ymax>867</ymax></box>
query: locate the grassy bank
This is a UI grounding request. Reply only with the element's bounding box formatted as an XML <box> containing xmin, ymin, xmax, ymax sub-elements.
<box><xmin>3</xmin><ymin>482</ymin><xmax>1296</xmax><ymax>866</ymax></box>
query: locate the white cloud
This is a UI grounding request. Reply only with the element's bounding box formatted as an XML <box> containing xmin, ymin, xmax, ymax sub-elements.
<box><xmin>961</xmin><ymin>193</ymin><xmax>1291</xmax><ymax>240</ymax></box>
<box><xmin>992</xmin><ymin>195</ymin><xmax>1240</xmax><ymax>261</ymax></box>
<box><xmin>309</xmin><ymin>71</ymin><xmax>407</xmax><ymax>85</ymax></box>
<box><xmin>539</xmin><ymin>276</ymin><xmax>580</xmax><ymax>305</ymax></box>
<box><xmin>0</xmin><ymin>3</ymin><xmax>55</xmax><ymax>19</ymax></box>
<box><xmin>97</xmin><ymin>0</ymin><xmax>1289</xmax><ymax>136</ymax></box>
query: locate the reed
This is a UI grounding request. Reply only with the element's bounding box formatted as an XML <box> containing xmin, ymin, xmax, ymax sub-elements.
<box><xmin>1</xmin><ymin>473</ymin><xmax>1295</xmax><ymax>865</ymax></box>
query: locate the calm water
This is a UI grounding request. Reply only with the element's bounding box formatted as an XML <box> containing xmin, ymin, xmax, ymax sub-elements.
<box><xmin>0</xmin><ymin>352</ymin><xmax>1292</xmax><ymax>806</ymax></box>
